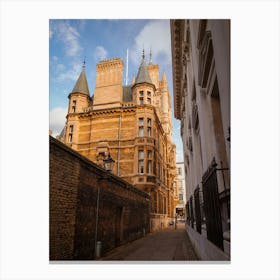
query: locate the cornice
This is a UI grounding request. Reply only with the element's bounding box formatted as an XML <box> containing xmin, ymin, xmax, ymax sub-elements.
<box><xmin>171</xmin><ymin>19</ymin><xmax>185</xmax><ymax>120</ymax></box>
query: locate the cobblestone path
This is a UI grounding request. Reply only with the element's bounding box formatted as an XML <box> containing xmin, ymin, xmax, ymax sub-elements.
<box><xmin>101</xmin><ymin>223</ymin><xmax>199</xmax><ymax>261</ymax></box>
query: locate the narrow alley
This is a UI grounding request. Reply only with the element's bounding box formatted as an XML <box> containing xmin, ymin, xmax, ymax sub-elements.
<box><xmin>101</xmin><ymin>223</ymin><xmax>199</xmax><ymax>261</ymax></box>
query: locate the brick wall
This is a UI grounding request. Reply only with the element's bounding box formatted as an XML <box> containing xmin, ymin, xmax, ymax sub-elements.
<box><xmin>49</xmin><ymin>136</ymin><xmax>150</xmax><ymax>260</ymax></box>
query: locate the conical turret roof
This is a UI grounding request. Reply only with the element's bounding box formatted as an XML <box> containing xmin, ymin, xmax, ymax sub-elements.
<box><xmin>71</xmin><ymin>66</ymin><xmax>90</xmax><ymax>95</ymax></box>
<box><xmin>135</xmin><ymin>54</ymin><xmax>153</xmax><ymax>86</ymax></box>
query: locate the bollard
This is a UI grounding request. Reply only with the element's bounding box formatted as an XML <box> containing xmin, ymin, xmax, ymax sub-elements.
<box><xmin>96</xmin><ymin>241</ymin><xmax>102</xmax><ymax>259</ymax></box>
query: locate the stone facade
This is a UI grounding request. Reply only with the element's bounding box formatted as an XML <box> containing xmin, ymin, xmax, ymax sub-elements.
<box><xmin>60</xmin><ymin>54</ymin><xmax>178</xmax><ymax>231</ymax></box>
<box><xmin>50</xmin><ymin>136</ymin><xmax>150</xmax><ymax>260</ymax></box>
<box><xmin>171</xmin><ymin>19</ymin><xmax>230</xmax><ymax>260</ymax></box>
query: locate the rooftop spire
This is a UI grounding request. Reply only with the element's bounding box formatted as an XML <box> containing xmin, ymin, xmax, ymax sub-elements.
<box><xmin>83</xmin><ymin>56</ymin><xmax>86</xmax><ymax>70</ymax></box>
<box><xmin>149</xmin><ymin>48</ymin><xmax>152</xmax><ymax>64</ymax></box>
<box><xmin>70</xmin><ymin>61</ymin><xmax>90</xmax><ymax>95</ymax></box>
<box><xmin>162</xmin><ymin>71</ymin><xmax>167</xmax><ymax>81</ymax></box>
<box><xmin>162</xmin><ymin>71</ymin><xmax>168</xmax><ymax>87</ymax></box>
<box><xmin>142</xmin><ymin>48</ymin><xmax>145</xmax><ymax>60</ymax></box>
<box><xmin>135</xmin><ymin>51</ymin><xmax>153</xmax><ymax>86</ymax></box>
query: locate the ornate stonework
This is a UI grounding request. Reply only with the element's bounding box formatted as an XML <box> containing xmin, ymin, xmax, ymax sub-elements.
<box><xmin>61</xmin><ymin>57</ymin><xmax>178</xmax><ymax>231</ymax></box>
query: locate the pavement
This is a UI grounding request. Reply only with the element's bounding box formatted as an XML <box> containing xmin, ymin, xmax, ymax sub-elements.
<box><xmin>100</xmin><ymin>222</ymin><xmax>199</xmax><ymax>261</ymax></box>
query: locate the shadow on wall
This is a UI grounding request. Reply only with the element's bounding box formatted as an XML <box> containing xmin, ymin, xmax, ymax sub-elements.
<box><xmin>49</xmin><ymin>136</ymin><xmax>150</xmax><ymax>260</ymax></box>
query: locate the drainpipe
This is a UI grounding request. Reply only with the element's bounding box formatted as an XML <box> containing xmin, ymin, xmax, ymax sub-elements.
<box><xmin>94</xmin><ymin>183</ymin><xmax>100</xmax><ymax>259</ymax></box>
<box><xmin>117</xmin><ymin>113</ymin><xmax>122</xmax><ymax>176</ymax></box>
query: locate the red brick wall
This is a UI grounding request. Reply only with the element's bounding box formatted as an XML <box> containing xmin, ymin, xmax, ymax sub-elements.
<box><xmin>49</xmin><ymin>136</ymin><xmax>150</xmax><ymax>260</ymax></box>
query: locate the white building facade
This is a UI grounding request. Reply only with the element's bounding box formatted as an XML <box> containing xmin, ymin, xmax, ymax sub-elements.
<box><xmin>171</xmin><ymin>19</ymin><xmax>230</xmax><ymax>260</ymax></box>
<box><xmin>176</xmin><ymin>162</ymin><xmax>186</xmax><ymax>219</ymax></box>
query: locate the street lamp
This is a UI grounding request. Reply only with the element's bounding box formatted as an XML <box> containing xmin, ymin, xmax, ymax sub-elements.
<box><xmin>94</xmin><ymin>153</ymin><xmax>115</xmax><ymax>259</ymax></box>
<box><xmin>103</xmin><ymin>153</ymin><xmax>115</xmax><ymax>172</ymax></box>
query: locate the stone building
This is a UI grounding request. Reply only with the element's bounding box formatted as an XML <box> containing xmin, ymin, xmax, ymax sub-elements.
<box><xmin>176</xmin><ymin>162</ymin><xmax>186</xmax><ymax>219</ymax></box>
<box><xmin>171</xmin><ymin>19</ymin><xmax>230</xmax><ymax>260</ymax></box>
<box><xmin>59</xmin><ymin>52</ymin><xmax>178</xmax><ymax>231</ymax></box>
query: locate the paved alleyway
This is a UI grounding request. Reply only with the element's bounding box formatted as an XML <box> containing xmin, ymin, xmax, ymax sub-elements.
<box><xmin>101</xmin><ymin>223</ymin><xmax>199</xmax><ymax>261</ymax></box>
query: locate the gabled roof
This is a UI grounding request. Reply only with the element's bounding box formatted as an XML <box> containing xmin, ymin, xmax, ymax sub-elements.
<box><xmin>71</xmin><ymin>67</ymin><xmax>90</xmax><ymax>95</ymax></box>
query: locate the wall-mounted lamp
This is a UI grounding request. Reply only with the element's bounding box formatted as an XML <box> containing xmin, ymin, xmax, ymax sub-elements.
<box><xmin>103</xmin><ymin>153</ymin><xmax>115</xmax><ymax>172</ymax></box>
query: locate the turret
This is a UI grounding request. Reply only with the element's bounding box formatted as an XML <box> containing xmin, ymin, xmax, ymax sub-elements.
<box><xmin>68</xmin><ymin>62</ymin><xmax>90</xmax><ymax>114</ymax></box>
<box><xmin>66</xmin><ymin>62</ymin><xmax>90</xmax><ymax>146</ymax></box>
<box><xmin>132</xmin><ymin>50</ymin><xmax>155</xmax><ymax>106</ymax></box>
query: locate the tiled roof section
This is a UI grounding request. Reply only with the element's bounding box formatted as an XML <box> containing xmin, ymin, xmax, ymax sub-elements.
<box><xmin>135</xmin><ymin>58</ymin><xmax>153</xmax><ymax>85</ymax></box>
<box><xmin>123</xmin><ymin>86</ymin><xmax>132</xmax><ymax>102</ymax></box>
<box><xmin>71</xmin><ymin>68</ymin><xmax>90</xmax><ymax>95</ymax></box>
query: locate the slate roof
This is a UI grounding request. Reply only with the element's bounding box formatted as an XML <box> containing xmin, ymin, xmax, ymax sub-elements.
<box><xmin>71</xmin><ymin>67</ymin><xmax>90</xmax><ymax>95</ymax></box>
<box><xmin>135</xmin><ymin>58</ymin><xmax>153</xmax><ymax>85</ymax></box>
<box><xmin>57</xmin><ymin>126</ymin><xmax>66</xmax><ymax>140</ymax></box>
<box><xmin>123</xmin><ymin>86</ymin><xmax>132</xmax><ymax>102</ymax></box>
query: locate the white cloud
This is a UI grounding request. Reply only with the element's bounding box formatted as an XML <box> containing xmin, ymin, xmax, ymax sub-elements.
<box><xmin>50</xmin><ymin>56</ymin><xmax>82</xmax><ymax>82</ymax></box>
<box><xmin>52</xmin><ymin>21</ymin><xmax>82</xmax><ymax>56</ymax></box>
<box><xmin>78</xmin><ymin>19</ymin><xmax>87</xmax><ymax>31</ymax></box>
<box><xmin>49</xmin><ymin>107</ymin><xmax>68</xmax><ymax>136</ymax></box>
<box><xmin>130</xmin><ymin>20</ymin><xmax>171</xmax><ymax>66</ymax></box>
<box><xmin>94</xmin><ymin>46</ymin><xmax>108</xmax><ymax>61</ymax></box>
<box><xmin>56</xmin><ymin>62</ymin><xmax>81</xmax><ymax>82</ymax></box>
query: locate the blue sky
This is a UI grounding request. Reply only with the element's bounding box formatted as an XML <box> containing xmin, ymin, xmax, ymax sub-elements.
<box><xmin>49</xmin><ymin>19</ymin><xmax>183</xmax><ymax>162</ymax></box>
